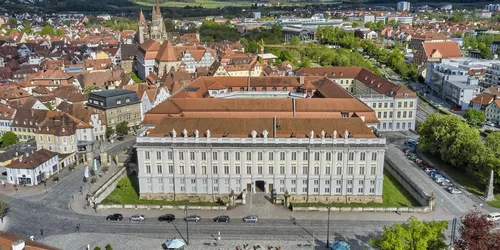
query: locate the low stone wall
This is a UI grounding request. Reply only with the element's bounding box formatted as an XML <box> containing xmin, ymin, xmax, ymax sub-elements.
<box><xmin>288</xmin><ymin>194</ymin><xmax>383</xmax><ymax>204</ymax></box>
<box><xmin>291</xmin><ymin>205</ymin><xmax>431</xmax><ymax>213</ymax></box>
<box><xmin>97</xmin><ymin>204</ymin><xmax>228</xmax><ymax>211</ymax></box>
<box><xmin>140</xmin><ymin>193</ymin><xmax>231</xmax><ymax>204</ymax></box>
<box><xmin>91</xmin><ymin>167</ymin><xmax>127</xmax><ymax>203</ymax></box>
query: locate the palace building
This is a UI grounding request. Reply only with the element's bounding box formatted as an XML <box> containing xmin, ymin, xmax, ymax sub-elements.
<box><xmin>136</xmin><ymin>73</ymin><xmax>391</xmax><ymax>204</ymax></box>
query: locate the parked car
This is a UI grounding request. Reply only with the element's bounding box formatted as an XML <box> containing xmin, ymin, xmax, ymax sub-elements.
<box><xmin>106</xmin><ymin>213</ymin><xmax>123</xmax><ymax>221</ymax></box>
<box><xmin>446</xmin><ymin>187</ymin><xmax>463</xmax><ymax>194</ymax></box>
<box><xmin>435</xmin><ymin>177</ymin><xmax>447</xmax><ymax>183</ymax></box>
<box><xmin>158</xmin><ymin>214</ymin><xmax>175</xmax><ymax>222</ymax></box>
<box><xmin>432</xmin><ymin>174</ymin><xmax>444</xmax><ymax>180</ymax></box>
<box><xmin>213</xmin><ymin>215</ymin><xmax>230</xmax><ymax>223</ymax></box>
<box><xmin>130</xmin><ymin>214</ymin><xmax>145</xmax><ymax>221</ymax></box>
<box><xmin>486</xmin><ymin>121</ymin><xmax>495</xmax><ymax>127</ymax></box>
<box><xmin>486</xmin><ymin>212</ymin><xmax>500</xmax><ymax>221</ymax></box>
<box><xmin>243</xmin><ymin>215</ymin><xmax>259</xmax><ymax>223</ymax></box>
<box><xmin>424</xmin><ymin>168</ymin><xmax>435</xmax><ymax>174</ymax></box>
<box><xmin>116</xmin><ymin>136</ymin><xmax>124</xmax><ymax>141</ymax></box>
<box><xmin>184</xmin><ymin>215</ymin><xmax>201</xmax><ymax>222</ymax></box>
<box><xmin>439</xmin><ymin>179</ymin><xmax>453</xmax><ymax>187</ymax></box>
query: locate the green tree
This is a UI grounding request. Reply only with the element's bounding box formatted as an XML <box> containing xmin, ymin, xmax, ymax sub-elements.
<box><xmin>1</xmin><ymin>132</ymin><xmax>18</xmax><ymax>147</ymax></box>
<box><xmin>7</xmin><ymin>18</ymin><xmax>17</xmax><ymax>27</ymax></box>
<box><xmin>370</xmin><ymin>216</ymin><xmax>448</xmax><ymax>250</ymax></box>
<box><xmin>485</xmin><ymin>132</ymin><xmax>500</xmax><ymax>158</ymax></box>
<box><xmin>352</xmin><ymin>21</ymin><xmax>360</xmax><ymax>27</ymax></box>
<box><xmin>105</xmin><ymin>245</ymin><xmax>113</xmax><ymax>250</ymax></box>
<box><xmin>0</xmin><ymin>197</ymin><xmax>8</xmax><ymax>223</ymax></box>
<box><xmin>105</xmin><ymin>127</ymin><xmax>114</xmax><ymax>139</ymax></box>
<box><xmin>83</xmin><ymin>86</ymin><xmax>98</xmax><ymax>94</ymax></box>
<box><xmin>93</xmin><ymin>247</ymin><xmax>101</xmax><ymax>250</ymax></box>
<box><xmin>22</xmin><ymin>20</ymin><xmax>32</xmax><ymax>34</ymax></box>
<box><xmin>62</xmin><ymin>20</ymin><xmax>71</xmax><ymax>26</ymax></box>
<box><xmin>115</xmin><ymin>121</ymin><xmax>130</xmax><ymax>136</ymax></box>
<box><xmin>40</xmin><ymin>25</ymin><xmax>55</xmax><ymax>36</ymax></box>
<box><xmin>290</xmin><ymin>36</ymin><xmax>301</xmax><ymax>46</ymax></box>
<box><xmin>127</xmin><ymin>72</ymin><xmax>142</xmax><ymax>83</ymax></box>
<box><xmin>55</xmin><ymin>29</ymin><xmax>64</xmax><ymax>36</ymax></box>
<box><xmin>463</xmin><ymin>109</ymin><xmax>486</xmax><ymax>125</ymax></box>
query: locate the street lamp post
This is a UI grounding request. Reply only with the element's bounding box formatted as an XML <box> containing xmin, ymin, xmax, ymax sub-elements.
<box><xmin>185</xmin><ymin>203</ymin><xmax>189</xmax><ymax>245</ymax></box>
<box><xmin>326</xmin><ymin>206</ymin><xmax>331</xmax><ymax>248</ymax></box>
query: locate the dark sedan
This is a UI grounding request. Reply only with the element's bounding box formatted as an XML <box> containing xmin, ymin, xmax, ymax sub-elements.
<box><xmin>158</xmin><ymin>214</ymin><xmax>176</xmax><ymax>222</ymax></box>
<box><xmin>213</xmin><ymin>215</ymin><xmax>230</xmax><ymax>223</ymax></box>
<box><xmin>106</xmin><ymin>213</ymin><xmax>123</xmax><ymax>221</ymax></box>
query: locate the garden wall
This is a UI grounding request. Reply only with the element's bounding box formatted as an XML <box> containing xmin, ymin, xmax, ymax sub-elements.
<box><xmin>97</xmin><ymin>204</ymin><xmax>228</xmax><ymax>211</ymax></box>
<box><xmin>91</xmin><ymin>167</ymin><xmax>127</xmax><ymax>203</ymax></box>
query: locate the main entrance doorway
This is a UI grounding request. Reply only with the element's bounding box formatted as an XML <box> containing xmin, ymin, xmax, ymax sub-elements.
<box><xmin>255</xmin><ymin>180</ymin><xmax>265</xmax><ymax>192</ymax></box>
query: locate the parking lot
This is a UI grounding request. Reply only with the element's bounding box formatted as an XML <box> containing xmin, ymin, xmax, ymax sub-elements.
<box><xmin>385</xmin><ymin>137</ymin><xmax>484</xmax><ymax>216</ymax></box>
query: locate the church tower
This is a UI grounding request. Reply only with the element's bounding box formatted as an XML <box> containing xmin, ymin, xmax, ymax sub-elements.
<box><xmin>136</xmin><ymin>0</ymin><xmax>168</xmax><ymax>44</ymax></box>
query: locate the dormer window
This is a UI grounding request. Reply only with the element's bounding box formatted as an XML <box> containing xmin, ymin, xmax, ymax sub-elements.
<box><xmin>339</xmin><ymin>72</ymin><xmax>343</xmax><ymax>76</ymax></box>
<box><xmin>332</xmin><ymin>73</ymin><xmax>336</xmax><ymax>76</ymax></box>
<box><xmin>116</xmin><ymin>99</ymin><xmax>122</xmax><ymax>105</ymax></box>
<box><xmin>240</xmin><ymin>87</ymin><xmax>244</xmax><ymax>91</ymax></box>
<box><xmin>283</xmin><ymin>87</ymin><xmax>287</xmax><ymax>91</ymax></box>
<box><xmin>62</xmin><ymin>128</ymin><xmax>65</xmax><ymax>133</ymax></box>
<box><xmin>252</xmin><ymin>87</ymin><xmax>256</xmax><ymax>91</ymax></box>
<box><xmin>126</xmin><ymin>98</ymin><xmax>130</xmax><ymax>103</ymax></box>
<box><xmin>272</xmin><ymin>87</ymin><xmax>277</xmax><ymax>91</ymax></box>
<box><xmin>23</xmin><ymin>121</ymin><xmax>26</xmax><ymax>125</ymax></box>
<box><xmin>46</xmin><ymin>127</ymin><xmax>49</xmax><ymax>131</ymax></box>
<box><xmin>30</xmin><ymin>121</ymin><xmax>32</xmax><ymax>125</ymax></box>
<box><xmin>341</xmin><ymin>112</ymin><xmax>349</xmax><ymax>118</ymax></box>
<box><xmin>262</xmin><ymin>87</ymin><xmax>266</xmax><ymax>91</ymax></box>
<box><xmin>228</xmin><ymin>87</ymin><xmax>232</xmax><ymax>92</ymax></box>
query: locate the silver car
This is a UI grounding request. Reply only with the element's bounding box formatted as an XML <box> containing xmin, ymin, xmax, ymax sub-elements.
<box><xmin>243</xmin><ymin>215</ymin><xmax>259</xmax><ymax>223</ymax></box>
<box><xmin>130</xmin><ymin>214</ymin><xmax>145</xmax><ymax>221</ymax></box>
<box><xmin>184</xmin><ymin>215</ymin><xmax>201</xmax><ymax>222</ymax></box>
<box><xmin>447</xmin><ymin>187</ymin><xmax>462</xmax><ymax>194</ymax></box>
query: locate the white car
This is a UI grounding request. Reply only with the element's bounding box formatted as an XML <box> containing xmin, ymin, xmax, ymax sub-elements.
<box><xmin>446</xmin><ymin>187</ymin><xmax>462</xmax><ymax>194</ymax></box>
<box><xmin>130</xmin><ymin>214</ymin><xmax>145</xmax><ymax>221</ymax></box>
<box><xmin>486</xmin><ymin>213</ymin><xmax>500</xmax><ymax>221</ymax></box>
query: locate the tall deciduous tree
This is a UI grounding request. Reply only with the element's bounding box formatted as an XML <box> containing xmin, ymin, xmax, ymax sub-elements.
<box><xmin>370</xmin><ymin>216</ymin><xmax>448</xmax><ymax>250</ymax></box>
<box><xmin>464</xmin><ymin>109</ymin><xmax>486</xmax><ymax>125</ymax></box>
<box><xmin>486</xmin><ymin>132</ymin><xmax>500</xmax><ymax>158</ymax></box>
<box><xmin>1</xmin><ymin>132</ymin><xmax>18</xmax><ymax>147</ymax></box>
<box><xmin>0</xmin><ymin>197</ymin><xmax>8</xmax><ymax>223</ymax></box>
<box><xmin>454</xmin><ymin>211</ymin><xmax>500</xmax><ymax>250</ymax></box>
<box><xmin>115</xmin><ymin>121</ymin><xmax>130</xmax><ymax>136</ymax></box>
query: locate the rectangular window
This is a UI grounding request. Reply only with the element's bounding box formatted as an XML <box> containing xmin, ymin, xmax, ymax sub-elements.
<box><xmin>303</xmin><ymin>180</ymin><xmax>308</xmax><ymax>185</ymax></box>
<box><xmin>384</xmin><ymin>103</ymin><xmax>388</xmax><ymax>108</ymax></box>
<box><xmin>403</xmin><ymin>101</ymin><xmax>408</xmax><ymax>108</ymax></box>
<box><xmin>179</xmin><ymin>152</ymin><xmax>184</xmax><ymax>161</ymax></box>
<box><xmin>212</xmin><ymin>165</ymin><xmax>218</xmax><ymax>174</ymax></box>
<box><xmin>313</xmin><ymin>188</ymin><xmax>319</xmax><ymax>193</ymax></box>
<box><xmin>191</xmin><ymin>179</ymin><xmax>196</xmax><ymax>184</ymax></box>
<box><xmin>236</xmin><ymin>165</ymin><xmax>241</xmax><ymax>175</ymax></box>
<box><xmin>235</xmin><ymin>152</ymin><xmax>240</xmax><ymax>161</ymax></box>
<box><xmin>369</xmin><ymin>188</ymin><xmax>375</xmax><ymax>193</ymax></box>
<box><xmin>347</xmin><ymin>187</ymin><xmax>352</xmax><ymax>193</ymax></box>
<box><xmin>383</xmin><ymin>112</ymin><xmax>387</xmax><ymax>118</ymax></box>
<box><xmin>202</xmin><ymin>165</ymin><xmax>206</xmax><ymax>174</ymax></box>
<box><xmin>145</xmin><ymin>164</ymin><xmax>151</xmax><ymax>174</ymax></box>
<box><xmin>359</xmin><ymin>166</ymin><xmax>365</xmax><ymax>175</ymax></box>
<box><xmin>403</xmin><ymin>111</ymin><xmax>407</xmax><ymax>118</ymax></box>
<box><xmin>348</xmin><ymin>165</ymin><xmax>353</xmax><ymax>175</ymax></box>
<box><xmin>302</xmin><ymin>166</ymin><xmax>308</xmax><ymax>175</ymax></box>
<box><xmin>314</xmin><ymin>152</ymin><xmax>320</xmax><ymax>161</ymax></box>
<box><xmin>157</xmin><ymin>164</ymin><xmax>163</xmax><ymax>174</ymax></box>
<box><xmin>224</xmin><ymin>165</ymin><xmax>229</xmax><ymax>174</ymax></box>
<box><xmin>409</xmin><ymin>111</ymin><xmax>413</xmax><ymax>118</ymax></box>
<box><xmin>156</xmin><ymin>151</ymin><xmax>162</xmax><ymax>160</ymax></box>
<box><xmin>246</xmin><ymin>152</ymin><xmax>252</xmax><ymax>161</ymax></box>
<box><xmin>269</xmin><ymin>152</ymin><xmax>274</xmax><ymax>161</ymax></box>
<box><xmin>397</xmin><ymin>111</ymin><xmax>401</xmax><ymax>118</ymax></box>
<box><xmin>377</xmin><ymin>112</ymin><xmax>381</xmax><ymax>118</ymax></box>
<box><xmin>303</xmin><ymin>152</ymin><xmax>308</xmax><ymax>161</ymax></box>
<box><xmin>212</xmin><ymin>152</ymin><xmax>218</xmax><ymax>161</ymax></box>
<box><xmin>258</xmin><ymin>166</ymin><xmax>263</xmax><ymax>175</ymax></box>
<box><xmin>378</xmin><ymin>103</ymin><xmax>382</xmax><ymax>108</ymax></box>
<box><xmin>201</xmin><ymin>152</ymin><xmax>207</xmax><ymax>161</ymax></box>
<box><xmin>280</xmin><ymin>166</ymin><xmax>285</xmax><ymax>175</ymax></box>
<box><xmin>325</xmin><ymin>188</ymin><xmax>330</xmax><ymax>193</ymax></box>
<box><xmin>247</xmin><ymin>166</ymin><xmax>252</xmax><ymax>174</ymax></box>
<box><xmin>314</xmin><ymin>166</ymin><xmax>319</xmax><ymax>175</ymax></box>
<box><xmin>370</xmin><ymin>180</ymin><xmax>376</xmax><ymax>185</ymax></box>
<box><xmin>371</xmin><ymin>165</ymin><xmax>377</xmax><ymax>175</ymax></box>
<box><xmin>372</xmin><ymin>152</ymin><xmax>377</xmax><ymax>161</ymax></box>
<box><xmin>359</xmin><ymin>180</ymin><xmax>364</xmax><ymax>185</ymax></box>
<box><xmin>258</xmin><ymin>152</ymin><xmax>263</xmax><ymax>161</ymax></box>
<box><xmin>180</xmin><ymin>166</ymin><xmax>184</xmax><ymax>174</ymax></box>
<box><xmin>360</xmin><ymin>152</ymin><xmax>366</xmax><ymax>161</ymax></box>
<box><xmin>337</xmin><ymin>152</ymin><xmax>343</xmax><ymax>161</ymax></box>
<box><xmin>191</xmin><ymin>165</ymin><xmax>195</xmax><ymax>174</ymax></box>
<box><xmin>358</xmin><ymin>187</ymin><xmax>364</xmax><ymax>193</ymax></box>
<box><xmin>348</xmin><ymin>152</ymin><xmax>354</xmax><ymax>161</ymax></box>
<box><xmin>224</xmin><ymin>152</ymin><xmax>229</xmax><ymax>161</ymax></box>
<box><xmin>269</xmin><ymin>166</ymin><xmax>274</xmax><ymax>175</ymax></box>
<box><xmin>213</xmin><ymin>187</ymin><xmax>218</xmax><ymax>192</ymax></box>
<box><xmin>168</xmin><ymin>165</ymin><xmax>173</xmax><ymax>173</ymax></box>
<box><xmin>409</xmin><ymin>101</ymin><xmax>414</xmax><ymax>108</ymax></box>
<box><xmin>398</xmin><ymin>102</ymin><xmax>402</xmax><ymax>108</ymax></box>
<box><xmin>291</xmin><ymin>152</ymin><xmax>297</xmax><ymax>161</ymax></box>
<box><xmin>337</xmin><ymin>166</ymin><xmax>342</xmax><ymax>175</ymax></box>
<box><xmin>280</xmin><ymin>152</ymin><xmax>286</xmax><ymax>161</ymax></box>
<box><xmin>291</xmin><ymin>166</ymin><xmax>296</xmax><ymax>175</ymax></box>
<box><xmin>326</xmin><ymin>166</ymin><xmax>331</xmax><ymax>175</ymax></box>
<box><xmin>336</xmin><ymin>187</ymin><xmax>341</xmax><ymax>193</ymax></box>
<box><xmin>389</xmin><ymin>112</ymin><xmax>393</xmax><ymax>118</ymax></box>
<box><xmin>145</xmin><ymin>151</ymin><xmax>150</xmax><ymax>160</ymax></box>
<box><xmin>337</xmin><ymin>180</ymin><xmax>342</xmax><ymax>185</ymax></box>
<box><xmin>326</xmin><ymin>153</ymin><xmax>332</xmax><ymax>161</ymax></box>
<box><xmin>168</xmin><ymin>152</ymin><xmax>173</xmax><ymax>160</ymax></box>
<box><xmin>325</xmin><ymin>180</ymin><xmax>330</xmax><ymax>185</ymax></box>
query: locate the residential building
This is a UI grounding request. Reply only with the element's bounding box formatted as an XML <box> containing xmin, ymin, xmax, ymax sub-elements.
<box><xmin>469</xmin><ymin>93</ymin><xmax>495</xmax><ymax>111</ymax></box>
<box><xmin>397</xmin><ymin>1</ymin><xmax>410</xmax><ymax>11</ymax></box>
<box><xmin>486</xmin><ymin>98</ymin><xmax>500</xmax><ymax>125</ymax></box>
<box><xmin>485</xmin><ymin>4</ymin><xmax>500</xmax><ymax>12</ymax></box>
<box><xmin>180</xmin><ymin>47</ymin><xmax>216</xmax><ymax>73</ymax></box>
<box><xmin>0</xmin><ymin>232</ymin><xmax>60</xmax><ymax>249</ymax></box>
<box><xmin>485</xmin><ymin>63</ymin><xmax>500</xmax><ymax>86</ymax></box>
<box><xmin>409</xmin><ymin>34</ymin><xmax>448</xmax><ymax>51</ymax></box>
<box><xmin>442</xmin><ymin>77</ymin><xmax>480</xmax><ymax>110</ymax></box>
<box><xmin>11</xmin><ymin>109</ymin><xmax>49</xmax><ymax>141</ymax></box>
<box><xmin>295</xmin><ymin>67</ymin><xmax>417</xmax><ymax>131</ymax></box>
<box><xmin>5</xmin><ymin>149</ymin><xmax>59</xmax><ymax>186</ymax></box>
<box><xmin>0</xmin><ymin>104</ymin><xmax>16</xmax><ymax>136</ymax></box>
<box><xmin>354</xmin><ymin>29</ymin><xmax>378</xmax><ymax>40</ymax></box>
<box><xmin>476</xmin><ymin>10</ymin><xmax>493</xmax><ymax>19</ymax></box>
<box><xmin>120</xmin><ymin>44</ymin><xmax>138</xmax><ymax>73</ymax></box>
<box><xmin>414</xmin><ymin>42</ymin><xmax>462</xmax><ymax>67</ymax></box>
<box><xmin>87</xmin><ymin>89</ymin><xmax>142</xmax><ymax>129</ymax></box>
<box><xmin>492</xmin><ymin>41</ymin><xmax>500</xmax><ymax>56</ymax></box>
<box><xmin>425</xmin><ymin>61</ymin><xmax>470</xmax><ymax>96</ymax></box>
<box><xmin>137</xmin><ymin>76</ymin><xmax>385</xmax><ymax>203</ymax></box>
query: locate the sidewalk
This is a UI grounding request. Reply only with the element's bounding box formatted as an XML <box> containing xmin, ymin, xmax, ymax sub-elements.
<box><xmin>0</xmin><ymin>164</ymin><xmax>85</xmax><ymax>198</ymax></box>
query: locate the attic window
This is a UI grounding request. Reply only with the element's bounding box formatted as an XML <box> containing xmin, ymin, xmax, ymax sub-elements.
<box><xmin>46</xmin><ymin>127</ymin><xmax>49</xmax><ymax>131</ymax></box>
<box><xmin>262</xmin><ymin>87</ymin><xmax>266</xmax><ymax>91</ymax></box>
<box><xmin>282</xmin><ymin>87</ymin><xmax>287</xmax><ymax>91</ymax></box>
<box><xmin>332</xmin><ymin>73</ymin><xmax>336</xmax><ymax>76</ymax></box>
<box><xmin>272</xmin><ymin>87</ymin><xmax>277</xmax><ymax>91</ymax></box>
<box><xmin>365</xmin><ymin>77</ymin><xmax>368</xmax><ymax>80</ymax></box>
<box><xmin>339</xmin><ymin>72</ymin><xmax>343</xmax><ymax>76</ymax></box>
<box><xmin>240</xmin><ymin>87</ymin><xmax>244</xmax><ymax>91</ymax></box>
<box><xmin>30</xmin><ymin>121</ymin><xmax>32</xmax><ymax>125</ymax></box>
<box><xmin>371</xmin><ymin>80</ymin><xmax>375</xmax><ymax>84</ymax></box>
<box><xmin>23</xmin><ymin>121</ymin><xmax>26</xmax><ymax>125</ymax></box>
<box><xmin>125</xmin><ymin>98</ymin><xmax>130</xmax><ymax>103</ymax></box>
<box><xmin>341</xmin><ymin>112</ymin><xmax>349</xmax><ymax>118</ymax></box>
<box><xmin>79</xmin><ymin>122</ymin><xmax>82</xmax><ymax>126</ymax></box>
<box><xmin>62</xmin><ymin>128</ymin><xmax>65</xmax><ymax>133</ymax></box>
<box><xmin>404</xmin><ymin>93</ymin><xmax>408</xmax><ymax>98</ymax></box>
<box><xmin>228</xmin><ymin>87</ymin><xmax>232</xmax><ymax>92</ymax></box>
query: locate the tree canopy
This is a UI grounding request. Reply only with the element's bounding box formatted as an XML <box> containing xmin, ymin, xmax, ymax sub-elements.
<box><xmin>115</xmin><ymin>121</ymin><xmax>130</xmax><ymax>136</ymax></box>
<box><xmin>1</xmin><ymin>132</ymin><xmax>18</xmax><ymax>147</ymax></box>
<box><xmin>370</xmin><ymin>216</ymin><xmax>448</xmax><ymax>250</ymax></box>
<box><xmin>454</xmin><ymin>211</ymin><xmax>500</xmax><ymax>250</ymax></box>
<box><xmin>199</xmin><ymin>20</ymin><xmax>241</xmax><ymax>42</ymax></box>
<box><xmin>463</xmin><ymin>109</ymin><xmax>486</xmax><ymax>125</ymax></box>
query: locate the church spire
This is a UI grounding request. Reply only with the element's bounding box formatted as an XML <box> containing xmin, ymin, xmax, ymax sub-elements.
<box><xmin>155</xmin><ymin>0</ymin><xmax>161</xmax><ymax>15</ymax></box>
<box><xmin>139</xmin><ymin>9</ymin><xmax>146</xmax><ymax>24</ymax></box>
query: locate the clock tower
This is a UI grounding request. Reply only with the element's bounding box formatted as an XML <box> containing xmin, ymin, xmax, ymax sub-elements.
<box><xmin>137</xmin><ymin>0</ymin><xmax>168</xmax><ymax>44</ymax></box>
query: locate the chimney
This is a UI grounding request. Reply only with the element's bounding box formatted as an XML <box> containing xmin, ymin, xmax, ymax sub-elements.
<box><xmin>292</xmin><ymin>98</ymin><xmax>296</xmax><ymax>118</ymax></box>
<box><xmin>12</xmin><ymin>240</ymin><xmax>25</xmax><ymax>250</ymax></box>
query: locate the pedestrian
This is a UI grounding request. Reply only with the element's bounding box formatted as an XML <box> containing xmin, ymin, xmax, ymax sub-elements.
<box><xmin>2</xmin><ymin>180</ymin><xmax>4</xmax><ymax>188</ymax></box>
<box><xmin>40</xmin><ymin>229</ymin><xmax>43</xmax><ymax>236</ymax></box>
<box><xmin>72</xmin><ymin>194</ymin><xmax>74</xmax><ymax>201</ymax></box>
<box><xmin>76</xmin><ymin>224</ymin><xmax>80</xmax><ymax>231</ymax></box>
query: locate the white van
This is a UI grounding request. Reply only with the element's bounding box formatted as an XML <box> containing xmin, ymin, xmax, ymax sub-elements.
<box><xmin>486</xmin><ymin>212</ymin><xmax>500</xmax><ymax>221</ymax></box>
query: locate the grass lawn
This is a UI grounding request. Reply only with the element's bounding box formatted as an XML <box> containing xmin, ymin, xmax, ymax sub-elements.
<box><xmin>135</xmin><ymin>0</ymin><xmax>252</xmax><ymax>8</ymax></box>
<box><xmin>101</xmin><ymin>175</ymin><xmax>219</xmax><ymax>206</ymax></box>
<box><xmin>294</xmin><ymin>170</ymin><xmax>420</xmax><ymax>207</ymax></box>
